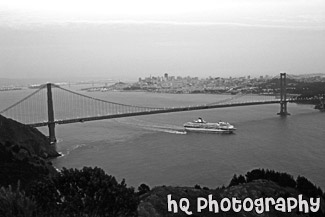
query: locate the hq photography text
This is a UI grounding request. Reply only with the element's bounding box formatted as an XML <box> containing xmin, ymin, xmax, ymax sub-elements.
<box><xmin>167</xmin><ymin>194</ymin><xmax>321</xmax><ymax>215</ymax></box>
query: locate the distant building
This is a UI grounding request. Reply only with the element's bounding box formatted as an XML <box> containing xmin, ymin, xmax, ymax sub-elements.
<box><xmin>164</xmin><ymin>73</ymin><xmax>168</xmax><ymax>80</ymax></box>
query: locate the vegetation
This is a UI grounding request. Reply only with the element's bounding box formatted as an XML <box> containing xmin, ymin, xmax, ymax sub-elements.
<box><xmin>28</xmin><ymin>167</ymin><xmax>139</xmax><ymax>217</ymax></box>
<box><xmin>228</xmin><ymin>174</ymin><xmax>246</xmax><ymax>187</ymax></box>
<box><xmin>0</xmin><ymin>183</ymin><xmax>37</xmax><ymax>217</ymax></box>
<box><xmin>0</xmin><ymin>142</ymin><xmax>52</xmax><ymax>189</ymax></box>
<box><xmin>138</xmin><ymin>184</ymin><xmax>150</xmax><ymax>196</ymax></box>
<box><xmin>228</xmin><ymin>169</ymin><xmax>325</xmax><ymax>217</ymax></box>
<box><xmin>1</xmin><ymin>167</ymin><xmax>325</xmax><ymax>216</ymax></box>
<box><xmin>245</xmin><ymin>169</ymin><xmax>297</xmax><ymax>188</ymax></box>
<box><xmin>1</xmin><ymin>167</ymin><xmax>139</xmax><ymax>217</ymax></box>
<box><xmin>229</xmin><ymin>169</ymin><xmax>324</xmax><ymax>197</ymax></box>
<box><xmin>296</xmin><ymin>176</ymin><xmax>324</xmax><ymax>198</ymax></box>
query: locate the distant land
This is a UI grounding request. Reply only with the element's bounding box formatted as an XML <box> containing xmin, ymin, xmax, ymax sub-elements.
<box><xmin>0</xmin><ymin>77</ymin><xmax>117</xmax><ymax>88</ymax></box>
<box><xmin>79</xmin><ymin>73</ymin><xmax>325</xmax><ymax>97</ymax></box>
<box><xmin>1</xmin><ymin>73</ymin><xmax>324</xmax><ymax>87</ymax></box>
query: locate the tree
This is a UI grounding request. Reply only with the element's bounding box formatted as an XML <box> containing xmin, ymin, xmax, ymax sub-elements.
<box><xmin>28</xmin><ymin>167</ymin><xmax>139</xmax><ymax>217</ymax></box>
<box><xmin>0</xmin><ymin>182</ymin><xmax>37</xmax><ymax>217</ymax></box>
<box><xmin>228</xmin><ymin>174</ymin><xmax>239</xmax><ymax>187</ymax></box>
<box><xmin>138</xmin><ymin>184</ymin><xmax>150</xmax><ymax>196</ymax></box>
<box><xmin>237</xmin><ymin>175</ymin><xmax>246</xmax><ymax>184</ymax></box>
<box><xmin>296</xmin><ymin>176</ymin><xmax>323</xmax><ymax>198</ymax></box>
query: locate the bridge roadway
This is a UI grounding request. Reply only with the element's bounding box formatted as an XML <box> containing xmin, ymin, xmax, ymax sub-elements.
<box><xmin>28</xmin><ymin>99</ymin><xmax>291</xmax><ymax>127</ymax></box>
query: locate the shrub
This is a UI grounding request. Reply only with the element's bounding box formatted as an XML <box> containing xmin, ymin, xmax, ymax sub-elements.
<box><xmin>28</xmin><ymin>167</ymin><xmax>139</xmax><ymax>217</ymax></box>
<box><xmin>245</xmin><ymin>169</ymin><xmax>296</xmax><ymax>188</ymax></box>
<box><xmin>0</xmin><ymin>182</ymin><xmax>37</xmax><ymax>217</ymax></box>
<box><xmin>296</xmin><ymin>176</ymin><xmax>323</xmax><ymax>198</ymax></box>
<box><xmin>138</xmin><ymin>184</ymin><xmax>150</xmax><ymax>196</ymax></box>
<box><xmin>229</xmin><ymin>174</ymin><xmax>246</xmax><ymax>187</ymax></box>
<box><xmin>194</xmin><ymin>184</ymin><xmax>201</xmax><ymax>189</ymax></box>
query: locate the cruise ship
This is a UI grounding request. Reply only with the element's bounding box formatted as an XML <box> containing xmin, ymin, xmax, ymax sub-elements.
<box><xmin>184</xmin><ymin>118</ymin><xmax>236</xmax><ymax>134</ymax></box>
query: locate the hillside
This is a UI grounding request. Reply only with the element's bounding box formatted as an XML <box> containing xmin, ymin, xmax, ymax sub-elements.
<box><xmin>0</xmin><ymin>115</ymin><xmax>59</xmax><ymax>158</ymax></box>
<box><xmin>0</xmin><ymin>115</ymin><xmax>59</xmax><ymax>188</ymax></box>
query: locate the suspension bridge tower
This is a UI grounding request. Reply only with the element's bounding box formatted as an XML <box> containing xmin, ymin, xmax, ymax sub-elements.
<box><xmin>277</xmin><ymin>72</ymin><xmax>290</xmax><ymax>116</ymax></box>
<box><xmin>317</xmin><ymin>94</ymin><xmax>325</xmax><ymax>111</ymax></box>
<box><xmin>47</xmin><ymin>83</ymin><xmax>56</xmax><ymax>143</ymax></box>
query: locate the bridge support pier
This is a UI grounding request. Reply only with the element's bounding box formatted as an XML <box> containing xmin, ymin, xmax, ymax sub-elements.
<box><xmin>47</xmin><ymin>83</ymin><xmax>56</xmax><ymax>144</ymax></box>
<box><xmin>48</xmin><ymin>123</ymin><xmax>56</xmax><ymax>144</ymax></box>
<box><xmin>277</xmin><ymin>73</ymin><xmax>290</xmax><ymax>116</ymax></box>
<box><xmin>319</xmin><ymin>94</ymin><xmax>325</xmax><ymax>111</ymax></box>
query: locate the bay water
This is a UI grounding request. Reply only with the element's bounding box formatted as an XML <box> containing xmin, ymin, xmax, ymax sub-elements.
<box><xmin>1</xmin><ymin>88</ymin><xmax>324</xmax><ymax>189</ymax></box>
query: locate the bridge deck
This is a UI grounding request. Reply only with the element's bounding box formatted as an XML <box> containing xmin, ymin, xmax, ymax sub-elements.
<box><xmin>28</xmin><ymin>100</ymin><xmax>283</xmax><ymax>127</ymax></box>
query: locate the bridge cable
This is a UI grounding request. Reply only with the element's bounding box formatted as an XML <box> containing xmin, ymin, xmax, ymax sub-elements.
<box><xmin>0</xmin><ymin>84</ymin><xmax>47</xmax><ymax>114</ymax></box>
<box><xmin>55</xmin><ymin>85</ymin><xmax>165</xmax><ymax>110</ymax></box>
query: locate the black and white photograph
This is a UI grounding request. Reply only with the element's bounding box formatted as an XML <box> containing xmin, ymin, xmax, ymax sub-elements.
<box><xmin>0</xmin><ymin>0</ymin><xmax>324</xmax><ymax>216</ymax></box>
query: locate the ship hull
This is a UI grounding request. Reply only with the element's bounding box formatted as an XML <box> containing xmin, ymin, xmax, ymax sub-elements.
<box><xmin>184</xmin><ymin>127</ymin><xmax>235</xmax><ymax>134</ymax></box>
<box><xmin>183</xmin><ymin>119</ymin><xmax>236</xmax><ymax>134</ymax></box>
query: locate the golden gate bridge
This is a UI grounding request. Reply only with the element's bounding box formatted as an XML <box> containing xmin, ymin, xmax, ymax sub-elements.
<box><xmin>0</xmin><ymin>73</ymin><xmax>316</xmax><ymax>143</ymax></box>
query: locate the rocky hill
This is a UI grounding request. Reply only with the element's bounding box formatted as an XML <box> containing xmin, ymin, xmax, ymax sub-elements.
<box><xmin>0</xmin><ymin>115</ymin><xmax>59</xmax><ymax>158</ymax></box>
<box><xmin>0</xmin><ymin>115</ymin><xmax>59</xmax><ymax>188</ymax></box>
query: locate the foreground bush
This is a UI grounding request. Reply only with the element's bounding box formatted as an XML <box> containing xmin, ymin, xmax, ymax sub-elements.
<box><xmin>27</xmin><ymin>167</ymin><xmax>139</xmax><ymax>217</ymax></box>
<box><xmin>0</xmin><ymin>183</ymin><xmax>37</xmax><ymax>217</ymax></box>
<box><xmin>229</xmin><ymin>168</ymin><xmax>324</xmax><ymax>199</ymax></box>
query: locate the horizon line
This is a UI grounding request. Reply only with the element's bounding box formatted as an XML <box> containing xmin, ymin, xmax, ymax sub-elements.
<box><xmin>1</xmin><ymin>19</ymin><xmax>324</xmax><ymax>30</ymax></box>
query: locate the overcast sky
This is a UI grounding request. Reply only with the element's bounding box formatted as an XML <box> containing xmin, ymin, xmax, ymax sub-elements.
<box><xmin>0</xmin><ymin>0</ymin><xmax>324</xmax><ymax>81</ymax></box>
